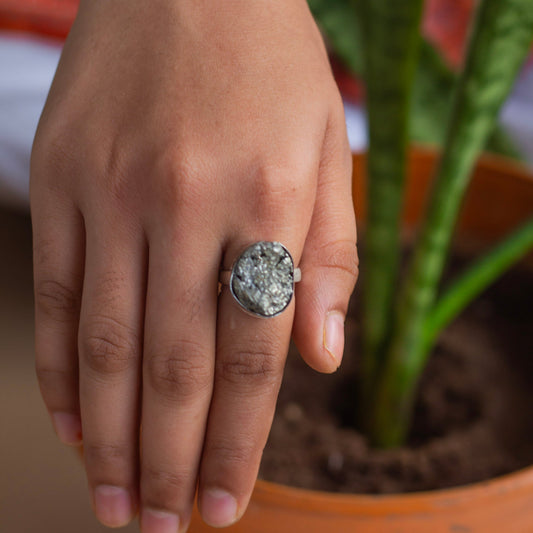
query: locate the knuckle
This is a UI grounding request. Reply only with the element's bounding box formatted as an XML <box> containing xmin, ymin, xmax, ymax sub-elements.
<box><xmin>216</xmin><ymin>340</ymin><xmax>283</xmax><ymax>388</ymax></box>
<box><xmin>35</xmin><ymin>278</ymin><xmax>79</xmax><ymax>322</ymax></box>
<box><xmin>35</xmin><ymin>364</ymin><xmax>70</xmax><ymax>390</ymax></box>
<box><xmin>34</xmin><ymin>365</ymin><xmax>74</xmax><ymax>408</ymax></box>
<box><xmin>144</xmin><ymin>466</ymin><xmax>189</xmax><ymax>490</ymax></box>
<box><xmin>142</xmin><ymin>465</ymin><xmax>192</xmax><ymax>507</ymax></box>
<box><xmin>207</xmin><ymin>439</ymin><xmax>256</xmax><ymax>471</ymax></box>
<box><xmin>101</xmin><ymin>142</ymin><xmax>132</xmax><ymax>203</ymax></box>
<box><xmin>155</xmin><ymin>148</ymin><xmax>211</xmax><ymax>214</ymax></box>
<box><xmin>335</xmin><ymin>139</ymin><xmax>353</xmax><ymax>180</ymax></box>
<box><xmin>146</xmin><ymin>341</ymin><xmax>211</xmax><ymax>401</ymax></box>
<box><xmin>32</xmin><ymin>127</ymin><xmax>78</xmax><ymax>180</ymax></box>
<box><xmin>315</xmin><ymin>238</ymin><xmax>359</xmax><ymax>283</ymax></box>
<box><xmin>89</xmin><ymin>271</ymin><xmax>127</xmax><ymax>311</ymax></box>
<box><xmin>33</xmin><ymin>238</ymin><xmax>56</xmax><ymax>270</ymax></box>
<box><xmin>251</xmin><ymin>167</ymin><xmax>305</xmax><ymax>221</ymax></box>
<box><xmin>81</xmin><ymin>316</ymin><xmax>139</xmax><ymax>375</ymax></box>
<box><xmin>84</xmin><ymin>442</ymin><xmax>129</xmax><ymax>475</ymax></box>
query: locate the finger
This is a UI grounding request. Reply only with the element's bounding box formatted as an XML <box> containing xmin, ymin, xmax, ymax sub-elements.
<box><xmin>198</xmin><ymin>229</ymin><xmax>309</xmax><ymax>527</ymax></box>
<box><xmin>140</xmin><ymin>227</ymin><xmax>220</xmax><ymax>533</ymax></box>
<box><xmin>198</xmin><ymin>293</ymin><xmax>293</xmax><ymax>528</ymax></box>
<box><xmin>292</xmin><ymin>109</ymin><xmax>359</xmax><ymax>374</ymax></box>
<box><xmin>32</xmin><ymin>192</ymin><xmax>85</xmax><ymax>446</ymax></box>
<box><xmin>77</xmin><ymin>214</ymin><xmax>146</xmax><ymax>528</ymax></box>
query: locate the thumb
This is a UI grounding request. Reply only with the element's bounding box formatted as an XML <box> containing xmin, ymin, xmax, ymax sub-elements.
<box><xmin>292</xmin><ymin>114</ymin><xmax>359</xmax><ymax>373</ymax></box>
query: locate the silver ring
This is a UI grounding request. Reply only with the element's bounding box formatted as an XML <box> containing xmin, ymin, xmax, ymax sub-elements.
<box><xmin>219</xmin><ymin>241</ymin><xmax>301</xmax><ymax>318</ymax></box>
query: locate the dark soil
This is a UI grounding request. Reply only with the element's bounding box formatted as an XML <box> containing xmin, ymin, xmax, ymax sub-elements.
<box><xmin>259</xmin><ymin>255</ymin><xmax>533</xmax><ymax>494</ymax></box>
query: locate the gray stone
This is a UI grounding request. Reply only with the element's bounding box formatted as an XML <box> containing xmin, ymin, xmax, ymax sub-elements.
<box><xmin>231</xmin><ymin>241</ymin><xmax>294</xmax><ymax>317</ymax></box>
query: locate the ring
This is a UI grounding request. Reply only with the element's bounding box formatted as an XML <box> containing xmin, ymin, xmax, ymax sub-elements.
<box><xmin>219</xmin><ymin>241</ymin><xmax>301</xmax><ymax>318</ymax></box>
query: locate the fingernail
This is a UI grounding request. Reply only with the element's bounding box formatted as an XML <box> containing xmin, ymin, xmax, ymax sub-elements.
<box><xmin>140</xmin><ymin>508</ymin><xmax>180</xmax><ymax>533</ymax></box>
<box><xmin>52</xmin><ymin>412</ymin><xmax>82</xmax><ymax>445</ymax></box>
<box><xmin>200</xmin><ymin>488</ymin><xmax>238</xmax><ymax>527</ymax></box>
<box><xmin>94</xmin><ymin>485</ymin><xmax>133</xmax><ymax>527</ymax></box>
<box><xmin>324</xmin><ymin>311</ymin><xmax>345</xmax><ymax>367</ymax></box>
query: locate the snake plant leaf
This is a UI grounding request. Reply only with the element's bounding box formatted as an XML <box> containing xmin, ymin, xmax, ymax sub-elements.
<box><xmin>423</xmin><ymin>216</ymin><xmax>533</xmax><ymax>353</ymax></box>
<box><xmin>371</xmin><ymin>0</ymin><xmax>533</xmax><ymax>448</ymax></box>
<box><xmin>309</xmin><ymin>0</ymin><xmax>521</xmax><ymax>159</ymax></box>
<box><xmin>356</xmin><ymin>0</ymin><xmax>425</xmax><ymax>424</ymax></box>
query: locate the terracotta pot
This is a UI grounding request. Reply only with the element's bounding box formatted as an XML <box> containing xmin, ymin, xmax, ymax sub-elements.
<box><xmin>189</xmin><ymin>147</ymin><xmax>533</xmax><ymax>532</ymax></box>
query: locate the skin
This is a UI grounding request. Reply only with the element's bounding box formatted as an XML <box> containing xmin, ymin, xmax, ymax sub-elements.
<box><xmin>30</xmin><ymin>0</ymin><xmax>358</xmax><ymax>531</ymax></box>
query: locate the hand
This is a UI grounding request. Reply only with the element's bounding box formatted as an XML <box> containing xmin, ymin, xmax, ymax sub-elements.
<box><xmin>30</xmin><ymin>0</ymin><xmax>358</xmax><ymax>530</ymax></box>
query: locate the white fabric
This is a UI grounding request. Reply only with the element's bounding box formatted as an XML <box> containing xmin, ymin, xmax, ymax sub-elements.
<box><xmin>0</xmin><ymin>30</ymin><xmax>531</xmax><ymax>211</ymax></box>
<box><xmin>500</xmin><ymin>67</ymin><xmax>533</xmax><ymax>163</ymax></box>
<box><xmin>0</xmin><ymin>32</ymin><xmax>61</xmax><ymax>209</ymax></box>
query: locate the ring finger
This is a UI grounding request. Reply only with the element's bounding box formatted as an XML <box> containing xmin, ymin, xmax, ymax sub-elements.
<box><xmin>197</xmin><ymin>233</ymin><xmax>305</xmax><ymax>528</ymax></box>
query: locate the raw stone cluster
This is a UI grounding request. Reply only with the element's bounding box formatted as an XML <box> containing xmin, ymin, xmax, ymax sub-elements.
<box><xmin>231</xmin><ymin>241</ymin><xmax>295</xmax><ymax>317</ymax></box>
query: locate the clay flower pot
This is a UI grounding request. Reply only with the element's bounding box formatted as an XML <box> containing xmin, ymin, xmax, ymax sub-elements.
<box><xmin>189</xmin><ymin>147</ymin><xmax>533</xmax><ymax>532</ymax></box>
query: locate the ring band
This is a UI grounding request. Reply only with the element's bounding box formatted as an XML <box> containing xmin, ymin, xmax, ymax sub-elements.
<box><xmin>219</xmin><ymin>241</ymin><xmax>301</xmax><ymax>318</ymax></box>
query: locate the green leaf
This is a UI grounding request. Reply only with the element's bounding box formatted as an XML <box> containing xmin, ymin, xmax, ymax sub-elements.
<box><xmin>357</xmin><ymin>0</ymin><xmax>424</xmax><ymax>431</ymax></box>
<box><xmin>371</xmin><ymin>0</ymin><xmax>533</xmax><ymax>448</ymax></box>
<box><xmin>423</xmin><ymin>217</ymin><xmax>533</xmax><ymax>352</ymax></box>
<box><xmin>309</xmin><ymin>0</ymin><xmax>522</xmax><ymax>159</ymax></box>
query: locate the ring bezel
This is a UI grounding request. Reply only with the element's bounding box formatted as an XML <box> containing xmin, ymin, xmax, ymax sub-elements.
<box><xmin>228</xmin><ymin>241</ymin><xmax>296</xmax><ymax>318</ymax></box>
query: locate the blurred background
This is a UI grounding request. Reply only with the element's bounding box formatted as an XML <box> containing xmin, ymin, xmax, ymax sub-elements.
<box><xmin>0</xmin><ymin>0</ymin><xmax>532</xmax><ymax>531</ymax></box>
<box><xmin>0</xmin><ymin>208</ymin><xmax>139</xmax><ymax>533</ymax></box>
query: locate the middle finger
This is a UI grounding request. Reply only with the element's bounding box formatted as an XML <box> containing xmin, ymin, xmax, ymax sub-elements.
<box><xmin>140</xmin><ymin>228</ymin><xmax>220</xmax><ymax>533</ymax></box>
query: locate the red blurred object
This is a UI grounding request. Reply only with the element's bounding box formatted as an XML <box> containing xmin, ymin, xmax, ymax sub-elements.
<box><xmin>330</xmin><ymin>57</ymin><xmax>365</xmax><ymax>104</ymax></box>
<box><xmin>0</xmin><ymin>0</ymin><xmax>78</xmax><ymax>40</ymax></box>
<box><xmin>423</xmin><ymin>0</ymin><xmax>474</xmax><ymax>69</ymax></box>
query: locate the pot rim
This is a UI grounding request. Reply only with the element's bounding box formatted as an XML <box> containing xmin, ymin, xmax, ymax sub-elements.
<box><xmin>393</xmin><ymin>143</ymin><xmax>533</xmax><ymax>181</ymax></box>
<box><xmin>255</xmin><ymin>461</ymin><xmax>533</xmax><ymax>511</ymax></box>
